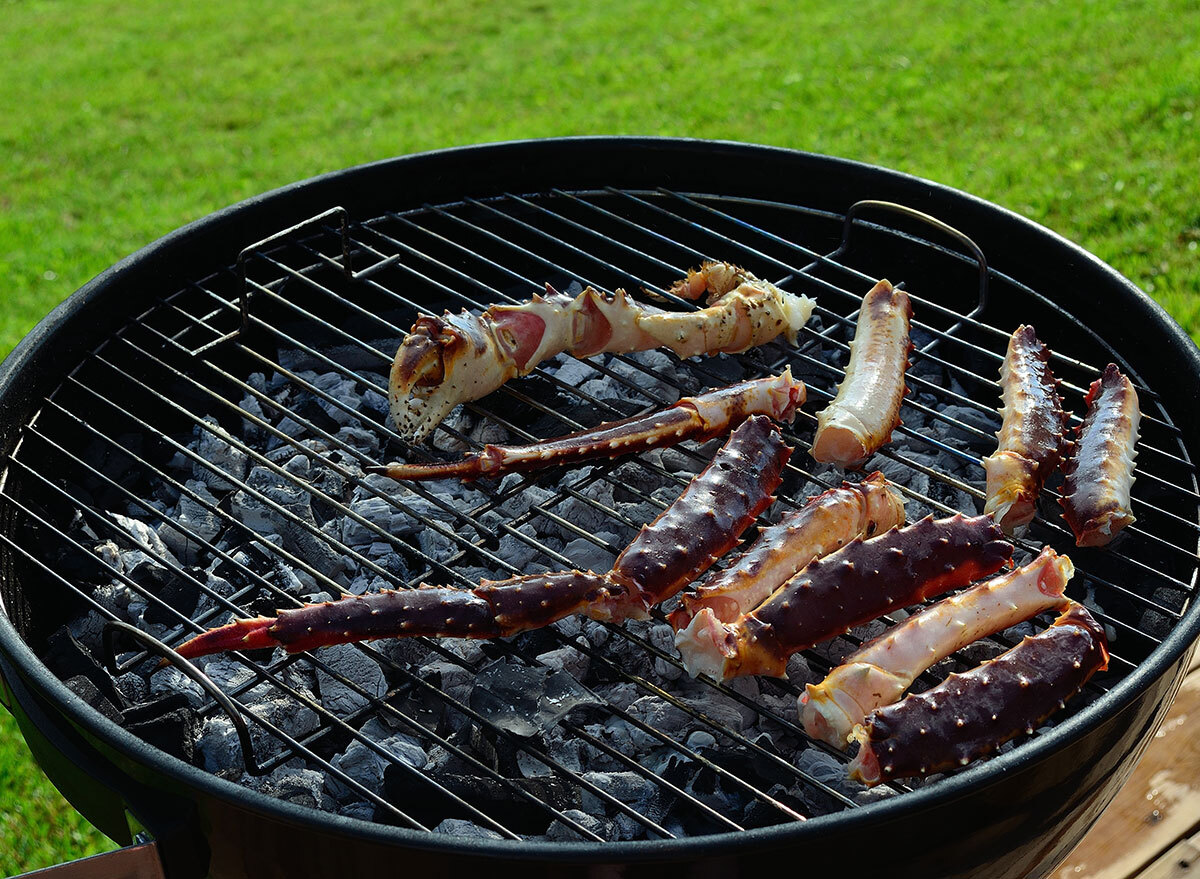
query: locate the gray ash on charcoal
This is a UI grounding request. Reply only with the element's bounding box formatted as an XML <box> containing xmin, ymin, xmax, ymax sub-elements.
<box><xmin>55</xmin><ymin>334</ymin><xmax>1108</xmax><ymax>841</ymax></box>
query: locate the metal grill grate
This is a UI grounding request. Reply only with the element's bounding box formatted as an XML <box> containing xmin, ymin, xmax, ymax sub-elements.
<box><xmin>3</xmin><ymin>187</ymin><xmax>1197</xmax><ymax>840</ymax></box>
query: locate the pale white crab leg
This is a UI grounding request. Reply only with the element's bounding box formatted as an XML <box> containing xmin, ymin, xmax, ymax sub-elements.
<box><xmin>668</xmin><ymin>471</ymin><xmax>905</xmax><ymax>632</ymax></box>
<box><xmin>811</xmin><ymin>280</ymin><xmax>912</xmax><ymax>468</ymax></box>
<box><xmin>389</xmin><ymin>262</ymin><xmax>816</xmax><ymax>441</ymax></box>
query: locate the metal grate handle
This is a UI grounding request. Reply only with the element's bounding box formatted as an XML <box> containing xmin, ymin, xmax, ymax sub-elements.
<box><xmin>102</xmin><ymin>621</ymin><xmax>266</xmax><ymax>776</ymax></box>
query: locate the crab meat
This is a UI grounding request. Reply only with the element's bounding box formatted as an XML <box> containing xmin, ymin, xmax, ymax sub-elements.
<box><xmin>373</xmin><ymin>370</ymin><xmax>805</xmax><ymax>482</ymax></box>
<box><xmin>669</xmin><ymin>471</ymin><xmax>905</xmax><ymax>632</ymax></box>
<box><xmin>982</xmin><ymin>325</ymin><xmax>1069</xmax><ymax>534</ymax></box>
<box><xmin>800</xmin><ymin>547</ymin><xmax>1072</xmax><ymax>748</ymax></box>
<box><xmin>1059</xmin><ymin>364</ymin><xmax>1140</xmax><ymax>546</ymax></box>
<box><xmin>675</xmin><ymin>514</ymin><xmax>1013</xmax><ymax>681</ymax></box>
<box><xmin>390</xmin><ymin>262</ymin><xmax>816</xmax><ymax>440</ymax></box>
<box><xmin>175</xmin><ymin>416</ymin><xmax>792</xmax><ymax>659</ymax></box>
<box><xmin>848</xmin><ymin>602</ymin><xmax>1108</xmax><ymax>785</ymax></box>
<box><xmin>811</xmin><ymin>280</ymin><xmax>913</xmax><ymax>468</ymax></box>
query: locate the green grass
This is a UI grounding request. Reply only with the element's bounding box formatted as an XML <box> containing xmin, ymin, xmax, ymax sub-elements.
<box><xmin>0</xmin><ymin>712</ymin><xmax>117</xmax><ymax>873</ymax></box>
<box><xmin>0</xmin><ymin>0</ymin><xmax>1197</xmax><ymax>872</ymax></box>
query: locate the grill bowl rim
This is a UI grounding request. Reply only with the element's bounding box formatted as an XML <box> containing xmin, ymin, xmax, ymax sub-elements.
<box><xmin>1</xmin><ymin>135</ymin><xmax>1198</xmax><ymax>860</ymax></box>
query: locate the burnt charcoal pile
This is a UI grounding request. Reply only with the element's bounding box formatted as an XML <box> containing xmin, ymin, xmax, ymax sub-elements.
<box><xmin>51</xmin><ymin>326</ymin><xmax>1107</xmax><ymax>841</ymax></box>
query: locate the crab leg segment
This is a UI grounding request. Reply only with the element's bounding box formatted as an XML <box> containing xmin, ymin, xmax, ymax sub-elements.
<box><xmin>390</xmin><ymin>262</ymin><xmax>816</xmax><ymax>440</ymax></box>
<box><xmin>1059</xmin><ymin>364</ymin><xmax>1141</xmax><ymax>547</ymax></box>
<box><xmin>175</xmin><ymin>571</ymin><xmax>619</xmax><ymax>658</ymax></box>
<box><xmin>849</xmin><ymin>602</ymin><xmax>1108</xmax><ymax>786</ymax></box>
<box><xmin>608</xmin><ymin>415</ymin><xmax>793</xmax><ymax>612</ymax></box>
<box><xmin>675</xmin><ymin>514</ymin><xmax>1012</xmax><ymax>681</ymax></box>
<box><xmin>669</xmin><ymin>471</ymin><xmax>905</xmax><ymax>632</ymax></box>
<box><xmin>982</xmin><ymin>326</ymin><xmax>1069</xmax><ymax>535</ymax></box>
<box><xmin>373</xmin><ymin>371</ymin><xmax>805</xmax><ymax>482</ymax></box>
<box><xmin>175</xmin><ymin>417</ymin><xmax>791</xmax><ymax>660</ymax></box>
<box><xmin>800</xmin><ymin>547</ymin><xmax>1072</xmax><ymax>748</ymax></box>
<box><xmin>811</xmin><ymin>280</ymin><xmax>913</xmax><ymax>468</ymax></box>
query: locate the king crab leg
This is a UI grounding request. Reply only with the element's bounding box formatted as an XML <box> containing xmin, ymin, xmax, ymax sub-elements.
<box><xmin>668</xmin><ymin>471</ymin><xmax>905</xmax><ymax>633</ymax></box>
<box><xmin>848</xmin><ymin>602</ymin><xmax>1108</xmax><ymax>786</ymax></box>
<box><xmin>800</xmin><ymin>547</ymin><xmax>1073</xmax><ymax>748</ymax></box>
<box><xmin>175</xmin><ymin>416</ymin><xmax>792</xmax><ymax>659</ymax></box>
<box><xmin>604</xmin><ymin>415</ymin><xmax>792</xmax><ymax>611</ymax></box>
<box><xmin>811</xmin><ymin>279</ymin><xmax>913</xmax><ymax>468</ymax></box>
<box><xmin>674</xmin><ymin>514</ymin><xmax>1013</xmax><ymax>681</ymax></box>
<box><xmin>1059</xmin><ymin>364</ymin><xmax>1141</xmax><ymax>546</ymax></box>
<box><xmin>390</xmin><ymin>261</ymin><xmax>817</xmax><ymax>440</ymax></box>
<box><xmin>982</xmin><ymin>325</ymin><xmax>1069</xmax><ymax>535</ymax></box>
<box><xmin>371</xmin><ymin>370</ymin><xmax>805</xmax><ymax>482</ymax></box>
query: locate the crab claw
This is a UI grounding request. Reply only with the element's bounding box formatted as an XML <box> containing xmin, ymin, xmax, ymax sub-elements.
<box><xmin>389</xmin><ymin>312</ymin><xmax>519</xmax><ymax>442</ymax></box>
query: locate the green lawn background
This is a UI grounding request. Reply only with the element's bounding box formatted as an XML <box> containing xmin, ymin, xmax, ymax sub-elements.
<box><xmin>1</xmin><ymin>0</ymin><xmax>1197</xmax><ymax>872</ymax></box>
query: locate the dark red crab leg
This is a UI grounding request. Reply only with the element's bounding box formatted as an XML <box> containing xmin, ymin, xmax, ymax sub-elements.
<box><xmin>1059</xmin><ymin>364</ymin><xmax>1141</xmax><ymax>547</ymax></box>
<box><xmin>849</xmin><ymin>602</ymin><xmax>1108</xmax><ymax>786</ymax></box>
<box><xmin>175</xmin><ymin>416</ymin><xmax>792</xmax><ymax>660</ymax></box>
<box><xmin>675</xmin><ymin>514</ymin><xmax>1013</xmax><ymax>681</ymax></box>
<box><xmin>607</xmin><ymin>414</ymin><xmax>793</xmax><ymax>611</ymax></box>
<box><xmin>983</xmin><ymin>325</ymin><xmax>1069</xmax><ymax>535</ymax></box>
<box><xmin>174</xmin><ymin>571</ymin><xmax>620</xmax><ymax>657</ymax></box>
<box><xmin>370</xmin><ymin>371</ymin><xmax>805</xmax><ymax>482</ymax></box>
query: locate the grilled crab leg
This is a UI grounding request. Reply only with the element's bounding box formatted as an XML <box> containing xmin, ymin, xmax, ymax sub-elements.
<box><xmin>982</xmin><ymin>326</ymin><xmax>1069</xmax><ymax>535</ymax></box>
<box><xmin>175</xmin><ymin>416</ymin><xmax>792</xmax><ymax>659</ymax></box>
<box><xmin>800</xmin><ymin>547</ymin><xmax>1073</xmax><ymax>748</ymax></box>
<box><xmin>668</xmin><ymin>471</ymin><xmax>905</xmax><ymax>633</ymax></box>
<box><xmin>848</xmin><ymin>602</ymin><xmax>1108</xmax><ymax>786</ymax></box>
<box><xmin>675</xmin><ymin>514</ymin><xmax>1013</xmax><ymax>681</ymax></box>
<box><xmin>605</xmin><ymin>415</ymin><xmax>792</xmax><ymax>611</ymax></box>
<box><xmin>1059</xmin><ymin>364</ymin><xmax>1141</xmax><ymax>547</ymax></box>
<box><xmin>390</xmin><ymin>262</ymin><xmax>817</xmax><ymax>440</ymax></box>
<box><xmin>372</xmin><ymin>370</ymin><xmax>805</xmax><ymax>482</ymax></box>
<box><xmin>811</xmin><ymin>280</ymin><xmax>913</xmax><ymax>468</ymax></box>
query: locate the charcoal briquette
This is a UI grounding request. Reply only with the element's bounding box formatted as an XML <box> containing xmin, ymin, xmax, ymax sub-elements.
<box><xmin>65</xmin><ymin>675</ymin><xmax>126</xmax><ymax>725</ymax></box>
<box><xmin>123</xmin><ymin>696</ymin><xmax>198</xmax><ymax>765</ymax></box>
<box><xmin>44</xmin><ymin>627</ymin><xmax>125</xmax><ymax>708</ymax></box>
<box><xmin>381</xmin><ymin>769</ymin><xmax>581</xmax><ymax>834</ymax></box>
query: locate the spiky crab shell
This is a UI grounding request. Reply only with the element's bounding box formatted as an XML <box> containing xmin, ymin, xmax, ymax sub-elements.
<box><xmin>849</xmin><ymin>602</ymin><xmax>1108</xmax><ymax>785</ymax></box>
<box><xmin>983</xmin><ymin>325</ymin><xmax>1069</xmax><ymax>535</ymax></box>
<box><xmin>1059</xmin><ymin>364</ymin><xmax>1140</xmax><ymax>546</ymax></box>
<box><xmin>800</xmin><ymin>547</ymin><xmax>1073</xmax><ymax>748</ymax></box>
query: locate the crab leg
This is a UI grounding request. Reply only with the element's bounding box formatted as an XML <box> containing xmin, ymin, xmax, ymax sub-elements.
<box><xmin>811</xmin><ymin>280</ymin><xmax>913</xmax><ymax>468</ymax></box>
<box><xmin>372</xmin><ymin>370</ymin><xmax>805</xmax><ymax>482</ymax></box>
<box><xmin>175</xmin><ymin>416</ymin><xmax>792</xmax><ymax>660</ymax></box>
<box><xmin>606</xmin><ymin>415</ymin><xmax>793</xmax><ymax>612</ymax></box>
<box><xmin>983</xmin><ymin>326</ymin><xmax>1069</xmax><ymax>535</ymax></box>
<box><xmin>675</xmin><ymin>514</ymin><xmax>1012</xmax><ymax>681</ymax></box>
<box><xmin>391</xmin><ymin>261</ymin><xmax>817</xmax><ymax>440</ymax></box>
<box><xmin>668</xmin><ymin>471</ymin><xmax>905</xmax><ymax>633</ymax></box>
<box><xmin>800</xmin><ymin>547</ymin><xmax>1072</xmax><ymax>748</ymax></box>
<box><xmin>1059</xmin><ymin>364</ymin><xmax>1141</xmax><ymax>546</ymax></box>
<box><xmin>172</xmin><ymin>571</ymin><xmax>621</xmax><ymax>657</ymax></box>
<box><xmin>848</xmin><ymin>602</ymin><xmax>1108</xmax><ymax>786</ymax></box>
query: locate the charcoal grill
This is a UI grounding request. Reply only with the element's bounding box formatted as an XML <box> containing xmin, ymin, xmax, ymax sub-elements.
<box><xmin>1</xmin><ymin>138</ymin><xmax>1197</xmax><ymax>879</ymax></box>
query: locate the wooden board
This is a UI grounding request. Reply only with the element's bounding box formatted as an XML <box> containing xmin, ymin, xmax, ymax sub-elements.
<box><xmin>1132</xmin><ymin>829</ymin><xmax>1200</xmax><ymax>879</ymax></box>
<box><xmin>1054</xmin><ymin>667</ymin><xmax>1200</xmax><ymax>879</ymax></box>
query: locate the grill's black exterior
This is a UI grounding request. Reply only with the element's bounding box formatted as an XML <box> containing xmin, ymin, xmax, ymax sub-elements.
<box><xmin>1</xmin><ymin>138</ymin><xmax>1198</xmax><ymax>879</ymax></box>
